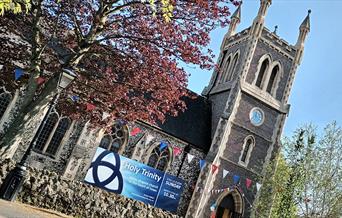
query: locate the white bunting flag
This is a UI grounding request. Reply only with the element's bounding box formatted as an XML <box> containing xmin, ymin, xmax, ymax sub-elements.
<box><xmin>145</xmin><ymin>134</ymin><xmax>154</xmax><ymax>145</ymax></box>
<box><xmin>256</xmin><ymin>183</ymin><xmax>262</xmax><ymax>191</ymax></box>
<box><xmin>223</xmin><ymin>169</ymin><xmax>229</xmax><ymax>178</ymax></box>
<box><xmin>101</xmin><ymin>112</ymin><xmax>110</xmax><ymax>121</ymax></box>
<box><xmin>187</xmin><ymin>154</ymin><xmax>194</xmax><ymax>163</ymax></box>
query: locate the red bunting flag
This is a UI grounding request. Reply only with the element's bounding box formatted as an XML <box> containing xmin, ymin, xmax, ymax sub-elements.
<box><xmin>210</xmin><ymin>211</ymin><xmax>216</xmax><ymax>218</ymax></box>
<box><xmin>173</xmin><ymin>146</ymin><xmax>182</xmax><ymax>156</ymax></box>
<box><xmin>246</xmin><ymin>178</ymin><xmax>252</xmax><ymax>189</ymax></box>
<box><xmin>36</xmin><ymin>77</ymin><xmax>45</xmax><ymax>85</ymax></box>
<box><xmin>86</xmin><ymin>103</ymin><xmax>96</xmax><ymax>111</ymax></box>
<box><xmin>211</xmin><ymin>164</ymin><xmax>218</xmax><ymax>174</ymax></box>
<box><xmin>304</xmin><ymin>197</ymin><xmax>311</xmax><ymax>203</ymax></box>
<box><xmin>130</xmin><ymin>127</ymin><xmax>141</xmax><ymax>136</ymax></box>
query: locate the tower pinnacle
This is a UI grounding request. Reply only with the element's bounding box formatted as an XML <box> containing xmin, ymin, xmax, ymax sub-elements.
<box><xmin>220</xmin><ymin>4</ymin><xmax>242</xmax><ymax>50</ymax></box>
<box><xmin>300</xmin><ymin>9</ymin><xmax>311</xmax><ymax>31</ymax></box>
<box><xmin>250</xmin><ymin>0</ymin><xmax>272</xmax><ymax>37</ymax></box>
<box><xmin>296</xmin><ymin>9</ymin><xmax>311</xmax><ymax>48</ymax></box>
<box><xmin>295</xmin><ymin>10</ymin><xmax>311</xmax><ymax>64</ymax></box>
<box><xmin>226</xmin><ymin>4</ymin><xmax>241</xmax><ymax>38</ymax></box>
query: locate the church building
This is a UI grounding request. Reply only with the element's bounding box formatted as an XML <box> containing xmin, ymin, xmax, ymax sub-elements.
<box><xmin>0</xmin><ymin>0</ymin><xmax>310</xmax><ymax>217</ymax></box>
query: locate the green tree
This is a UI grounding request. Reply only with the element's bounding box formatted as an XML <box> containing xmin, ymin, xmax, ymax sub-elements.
<box><xmin>255</xmin><ymin>122</ymin><xmax>342</xmax><ymax>218</ymax></box>
<box><xmin>0</xmin><ymin>0</ymin><xmax>31</xmax><ymax>15</ymax></box>
<box><xmin>254</xmin><ymin>153</ymin><xmax>296</xmax><ymax>218</ymax></box>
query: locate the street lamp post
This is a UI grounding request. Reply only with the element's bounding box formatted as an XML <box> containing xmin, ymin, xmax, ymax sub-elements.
<box><xmin>0</xmin><ymin>69</ymin><xmax>76</xmax><ymax>201</ymax></box>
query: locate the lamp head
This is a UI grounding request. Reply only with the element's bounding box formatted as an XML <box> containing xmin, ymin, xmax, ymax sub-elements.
<box><xmin>58</xmin><ymin>68</ymin><xmax>77</xmax><ymax>90</ymax></box>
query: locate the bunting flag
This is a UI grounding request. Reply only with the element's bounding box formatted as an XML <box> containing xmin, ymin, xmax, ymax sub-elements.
<box><xmin>210</xmin><ymin>211</ymin><xmax>216</xmax><ymax>218</ymax></box>
<box><xmin>199</xmin><ymin>159</ymin><xmax>206</xmax><ymax>170</ymax></box>
<box><xmin>233</xmin><ymin>175</ymin><xmax>240</xmax><ymax>185</ymax></box>
<box><xmin>187</xmin><ymin>154</ymin><xmax>194</xmax><ymax>163</ymax></box>
<box><xmin>101</xmin><ymin>112</ymin><xmax>110</xmax><ymax>121</ymax></box>
<box><xmin>130</xmin><ymin>127</ymin><xmax>141</xmax><ymax>136</ymax></box>
<box><xmin>304</xmin><ymin>197</ymin><xmax>311</xmax><ymax>203</ymax></box>
<box><xmin>14</xmin><ymin>68</ymin><xmax>24</xmax><ymax>80</ymax></box>
<box><xmin>210</xmin><ymin>203</ymin><xmax>216</xmax><ymax>212</ymax></box>
<box><xmin>256</xmin><ymin>183</ymin><xmax>262</xmax><ymax>191</ymax></box>
<box><xmin>70</xmin><ymin>95</ymin><xmax>80</xmax><ymax>102</ymax></box>
<box><xmin>211</xmin><ymin>164</ymin><xmax>218</xmax><ymax>174</ymax></box>
<box><xmin>159</xmin><ymin>141</ymin><xmax>168</xmax><ymax>151</ymax></box>
<box><xmin>246</xmin><ymin>178</ymin><xmax>252</xmax><ymax>189</ymax></box>
<box><xmin>86</xmin><ymin>103</ymin><xmax>96</xmax><ymax>111</ymax></box>
<box><xmin>145</xmin><ymin>134</ymin><xmax>154</xmax><ymax>145</ymax></box>
<box><xmin>223</xmin><ymin>169</ymin><xmax>229</xmax><ymax>178</ymax></box>
<box><xmin>36</xmin><ymin>76</ymin><xmax>45</xmax><ymax>85</ymax></box>
<box><xmin>173</xmin><ymin>146</ymin><xmax>182</xmax><ymax>156</ymax></box>
<box><xmin>118</xmin><ymin>119</ymin><xmax>127</xmax><ymax>126</ymax></box>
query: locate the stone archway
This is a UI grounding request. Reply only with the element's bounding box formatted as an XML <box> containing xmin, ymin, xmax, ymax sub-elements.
<box><xmin>215</xmin><ymin>188</ymin><xmax>244</xmax><ymax>218</ymax></box>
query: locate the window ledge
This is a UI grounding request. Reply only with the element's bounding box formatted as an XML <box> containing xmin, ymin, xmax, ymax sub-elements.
<box><xmin>32</xmin><ymin>149</ymin><xmax>57</xmax><ymax>160</ymax></box>
<box><xmin>241</xmin><ymin>81</ymin><xmax>290</xmax><ymax>114</ymax></box>
<box><xmin>209</xmin><ymin>81</ymin><xmax>234</xmax><ymax>95</ymax></box>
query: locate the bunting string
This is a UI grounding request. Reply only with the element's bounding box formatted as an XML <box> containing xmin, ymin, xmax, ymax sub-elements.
<box><xmin>128</xmin><ymin>126</ymin><xmax>262</xmax><ymax>192</ymax></box>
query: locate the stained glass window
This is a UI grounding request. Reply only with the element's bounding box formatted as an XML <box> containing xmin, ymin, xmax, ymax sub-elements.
<box><xmin>98</xmin><ymin>121</ymin><xmax>128</xmax><ymax>154</ymax></box>
<box><xmin>147</xmin><ymin>146</ymin><xmax>171</xmax><ymax>171</ymax></box>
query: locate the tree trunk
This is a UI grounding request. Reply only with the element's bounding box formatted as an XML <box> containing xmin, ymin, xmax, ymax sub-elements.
<box><xmin>0</xmin><ymin>77</ymin><xmax>59</xmax><ymax>159</ymax></box>
<box><xmin>0</xmin><ymin>0</ymin><xmax>46</xmax><ymax>157</ymax></box>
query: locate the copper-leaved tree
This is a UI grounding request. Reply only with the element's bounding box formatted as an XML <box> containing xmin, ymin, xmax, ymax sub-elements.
<box><xmin>0</xmin><ymin>0</ymin><xmax>239</xmax><ymax>157</ymax></box>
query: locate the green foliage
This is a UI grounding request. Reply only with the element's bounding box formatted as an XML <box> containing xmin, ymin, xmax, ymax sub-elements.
<box><xmin>254</xmin><ymin>122</ymin><xmax>342</xmax><ymax>218</ymax></box>
<box><xmin>254</xmin><ymin>154</ymin><xmax>297</xmax><ymax>218</ymax></box>
<box><xmin>0</xmin><ymin>0</ymin><xmax>31</xmax><ymax>15</ymax></box>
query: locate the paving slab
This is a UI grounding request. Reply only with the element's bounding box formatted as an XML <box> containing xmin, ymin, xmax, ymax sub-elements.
<box><xmin>0</xmin><ymin>199</ymin><xmax>72</xmax><ymax>218</ymax></box>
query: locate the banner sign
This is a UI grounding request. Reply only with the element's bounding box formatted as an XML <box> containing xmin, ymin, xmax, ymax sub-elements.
<box><xmin>84</xmin><ymin>147</ymin><xmax>184</xmax><ymax>212</ymax></box>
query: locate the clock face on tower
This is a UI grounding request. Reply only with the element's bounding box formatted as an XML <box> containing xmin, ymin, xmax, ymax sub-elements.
<box><xmin>250</xmin><ymin>107</ymin><xmax>264</xmax><ymax>126</ymax></box>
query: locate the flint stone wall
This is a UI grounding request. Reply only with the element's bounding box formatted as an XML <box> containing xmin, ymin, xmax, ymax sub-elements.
<box><xmin>0</xmin><ymin>159</ymin><xmax>180</xmax><ymax>218</ymax></box>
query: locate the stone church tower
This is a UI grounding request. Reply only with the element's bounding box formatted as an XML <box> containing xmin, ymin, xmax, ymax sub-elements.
<box><xmin>0</xmin><ymin>1</ymin><xmax>310</xmax><ymax>217</ymax></box>
<box><xmin>186</xmin><ymin>1</ymin><xmax>310</xmax><ymax>217</ymax></box>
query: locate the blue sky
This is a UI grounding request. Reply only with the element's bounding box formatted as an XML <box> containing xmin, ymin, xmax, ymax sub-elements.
<box><xmin>186</xmin><ymin>0</ymin><xmax>342</xmax><ymax>136</ymax></box>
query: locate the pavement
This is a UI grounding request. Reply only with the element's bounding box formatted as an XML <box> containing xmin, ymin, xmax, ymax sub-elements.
<box><xmin>0</xmin><ymin>199</ymin><xmax>72</xmax><ymax>218</ymax></box>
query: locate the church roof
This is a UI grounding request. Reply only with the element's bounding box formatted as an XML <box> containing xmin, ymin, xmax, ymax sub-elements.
<box><xmin>157</xmin><ymin>91</ymin><xmax>211</xmax><ymax>153</ymax></box>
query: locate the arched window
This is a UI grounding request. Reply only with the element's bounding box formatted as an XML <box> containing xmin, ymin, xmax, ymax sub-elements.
<box><xmin>266</xmin><ymin>65</ymin><xmax>279</xmax><ymax>95</ymax></box>
<box><xmin>226</xmin><ymin>53</ymin><xmax>239</xmax><ymax>82</ymax></box>
<box><xmin>34</xmin><ymin>112</ymin><xmax>71</xmax><ymax>157</ymax></box>
<box><xmin>219</xmin><ymin>50</ymin><xmax>228</xmax><ymax>68</ymax></box>
<box><xmin>46</xmin><ymin>117</ymin><xmax>71</xmax><ymax>155</ymax></box>
<box><xmin>218</xmin><ymin>55</ymin><xmax>231</xmax><ymax>84</ymax></box>
<box><xmin>99</xmin><ymin>135</ymin><xmax>112</xmax><ymax>149</ymax></box>
<box><xmin>98</xmin><ymin>121</ymin><xmax>128</xmax><ymax>154</ymax></box>
<box><xmin>255</xmin><ymin>58</ymin><xmax>269</xmax><ymax>88</ymax></box>
<box><xmin>35</xmin><ymin>112</ymin><xmax>59</xmax><ymax>151</ymax></box>
<box><xmin>0</xmin><ymin>92</ymin><xmax>12</xmax><ymax>121</ymax></box>
<box><xmin>239</xmin><ymin>136</ymin><xmax>255</xmax><ymax>166</ymax></box>
<box><xmin>147</xmin><ymin>145</ymin><xmax>171</xmax><ymax>171</ymax></box>
<box><xmin>222</xmin><ymin>56</ymin><xmax>231</xmax><ymax>83</ymax></box>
